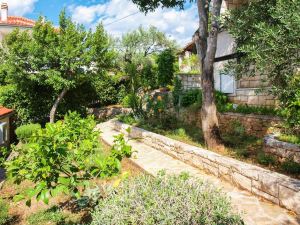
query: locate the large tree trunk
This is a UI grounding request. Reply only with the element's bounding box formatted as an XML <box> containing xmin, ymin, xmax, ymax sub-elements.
<box><xmin>49</xmin><ymin>88</ymin><xmax>68</xmax><ymax>123</ymax></box>
<box><xmin>194</xmin><ymin>0</ymin><xmax>224</xmax><ymax>151</ymax></box>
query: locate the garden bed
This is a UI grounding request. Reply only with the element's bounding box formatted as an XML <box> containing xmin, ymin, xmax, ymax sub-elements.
<box><xmin>113</xmin><ymin>119</ymin><xmax>300</xmax><ymax>215</ymax></box>
<box><xmin>0</xmin><ymin>139</ymin><xmax>143</xmax><ymax>225</ymax></box>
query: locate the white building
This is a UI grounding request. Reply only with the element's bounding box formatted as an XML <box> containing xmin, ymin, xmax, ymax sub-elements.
<box><xmin>0</xmin><ymin>2</ymin><xmax>35</xmax><ymax>42</ymax></box>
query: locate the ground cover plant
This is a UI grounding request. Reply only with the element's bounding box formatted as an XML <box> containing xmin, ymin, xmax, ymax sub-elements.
<box><xmin>91</xmin><ymin>173</ymin><xmax>243</xmax><ymax>225</ymax></box>
<box><xmin>0</xmin><ymin>198</ymin><xmax>9</xmax><ymax>225</ymax></box>
<box><xmin>5</xmin><ymin>112</ymin><xmax>132</xmax><ymax>206</ymax></box>
<box><xmin>277</xmin><ymin>134</ymin><xmax>300</xmax><ymax>146</ymax></box>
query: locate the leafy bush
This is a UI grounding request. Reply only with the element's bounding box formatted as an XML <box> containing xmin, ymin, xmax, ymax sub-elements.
<box><xmin>281</xmin><ymin>161</ymin><xmax>300</xmax><ymax>175</ymax></box>
<box><xmin>5</xmin><ymin>112</ymin><xmax>132</xmax><ymax>205</ymax></box>
<box><xmin>91</xmin><ymin>173</ymin><xmax>243</xmax><ymax>225</ymax></box>
<box><xmin>172</xmin><ymin>76</ymin><xmax>183</xmax><ymax>107</ymax></box>
<box><xmin>0</xmin><ymin>198</ymin><xmax>9</xmax><ymax>225</ymax></box>
<box><xmin>257</xmin><ymin>152</ymin><xmax>277</xmax><ymax>166</ymax></box>
<box><xmin>0</xmin><ymin>147</ymin><xmax>10</xmax><ymax>167</ymax></box>
<box><xmin>15</xmin><ymin>123</ymin><xmax>41</xmax><ymax>142</ymax></box>
<box><xmin>181</xmin><ymin>89</ymin><xmax>202</xmax><ymax>107</ymax></box>
<box><xmin>157</xmin><ymin>49</ymin><xmax>175</xmax><ymax>87</ymax></box>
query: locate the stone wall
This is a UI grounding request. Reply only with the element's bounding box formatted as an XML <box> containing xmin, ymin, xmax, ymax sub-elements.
<box><xmin>224</xmin><ymin>0</ymin><xmax>248</xmax><ymax>10</ymax></box>
<box><xmin>111</xmin><ymin>120</ymin><xmax>300</xmax><ymax>215</ymax></box>
<box><xmin>88</xmin><ymin>105</ymin><xmax>131</xmax><ymax>120</ymax></box>
<box><xmin>176</xmin><ymin>110</ymin><xmax>282</xmax><ymax>138</ymax></box>
<box><xmin>264</xmin><ymin>135</ymin><xmax>300</xmax><ymax>163</ymax></box>
<box><xmin>228</xmin><ymin>89</ymin><xmax>276</xmax><ymax>107</ymax></box>
<box><xmin>177</xmin><ymin>74</ymin><xmax>201</xmax><ymax>90</ymax></box>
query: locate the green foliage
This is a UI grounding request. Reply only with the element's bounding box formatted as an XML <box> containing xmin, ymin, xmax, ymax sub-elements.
<box><xmin>157</xmin><ymin>49</ymin><xmax>175</xmax><ymax>87</ymax></box>
<box><xmin>277</xmin><ymin>134</ymin><xmax>300</xmax><ymax>146</ymax></box>
<box><xmin>281</xmin><ymin>161</ymin><xmax>300</xmax><ymax>175</ymax></box>
<box><xmin>181</xmin><ymin>54</ymin><xmax>201</xmax><ymax>73</ymax></box>
<box><xmin>0</xmin><ymin>147</ymin><xmax>10</xmax><ymax>167</ymax></box>
<box><xmin>172</xmin><ymin>76</ymin><xmax>183</xmax><ymax>107</ymax></box>
<box><xmin>257</xmin><ymin>152</ymin><xmax>277</xmax><ymax>166</ymax></box>
<box><xmin>15</xmin><ymin>123</ymin><xmax>41</xmax><ymax>142</ymax></box>
<box><xmin>26</xmin><ymin>206</ymin><xmax>65</xmax><ymax>225</ymax></box>
<box><xmin>0</xmin><ymin>10</ymin><xmax>114</xmax><ymax>124</ymax></box>
<box><xmin>131</xmin><ymin>0</ymin><xmax>187</xmax><ymax>13</ymax></box>
<box><xmin>5</xmin><ymin>112</ymin><xmax>132</xmax><ymax>205</ymax></box>
<box><xmin>120</xmin><ymin>26</ymin><xmax>176</xmax><ymax>64</ymax></box>
<box><xmin>229</xmin><ymin>120</ymin><xmax>245</xmax><ymax>137</ymax></box>
<box><xmin>225</xmin><ymin>0</ymin><xmax>300</xmax><ymax>133</ymax></box>
<box><xmin>91</xmin><ymin>173</ymin><xmax>243</xmax><ymax>225</ymax></box>
<box><xmin>0</xmin><ymin>198</ymin><xmax>9</xmax><ymax>225</ymax></box>
<box><xmin>181</xmin><ymin>89</ymin><xmax>202</xmax><ymax>107</ymax></box>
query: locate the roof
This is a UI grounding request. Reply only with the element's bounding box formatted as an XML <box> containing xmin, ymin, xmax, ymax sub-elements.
<box><xmin>0</xmin><ymin>16</ymin><xmax>35</xmax><ymax>27</ymax></box>
<box><xmin>0</xmin><ymin>107</ymin><xmax>14</xmax><ymax>118</ymax></box>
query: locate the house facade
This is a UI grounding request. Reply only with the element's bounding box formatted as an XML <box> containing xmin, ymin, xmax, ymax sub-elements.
<box><xmin>0</xmin><ymin>2</ymin><xmax>35</xmax><ymax>42</ymax></box>
<box><xmin>178</xmin><ymin>0</ymin><xmax>276</xmax><ymax>107</ymax></box>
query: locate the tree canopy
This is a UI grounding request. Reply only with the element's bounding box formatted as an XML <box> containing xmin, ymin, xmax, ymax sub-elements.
<box><xmin>0</xmin><ymin>10</ymin><xmax>114</xmax><ymax>124</ymax></box>
<box><xmin>226</xmin><ymin>0</ymin><xmax>300</xmax><ymax>133</ymax></box>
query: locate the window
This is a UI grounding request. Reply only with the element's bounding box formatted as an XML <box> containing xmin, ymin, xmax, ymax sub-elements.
<box><xmin>0</xmin><ymin>122</ymin><xmax>8</xmax><ymax>145</ymax></box>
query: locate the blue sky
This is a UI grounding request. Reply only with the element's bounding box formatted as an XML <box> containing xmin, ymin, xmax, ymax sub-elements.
<box><xmin>4</xmin><ymin>0</ymin><xmax>198</xmax><ymax>46</ymax></box>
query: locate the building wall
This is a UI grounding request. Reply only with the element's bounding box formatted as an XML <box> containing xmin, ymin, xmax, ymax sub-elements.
<box><xmin>0</xmin><ymin>25</ymin><xmax>32</xmax><ymax>42</ymax></box>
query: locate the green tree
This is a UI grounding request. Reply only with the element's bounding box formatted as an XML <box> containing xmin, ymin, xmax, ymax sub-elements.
<box><xmin>119</xmin><ymin>25</ymin><xmax>176</xmax><ymax>64</ymax></box>
<box><xmin>5</xmin><ymin>112</ymin><xmax>132</xmax><ymax>205</ymax></box>
<box><xmin>0</xmin><ymin>10</ymin><xmax>114</xmax><ymax>123</ymax></box>
<box><xmin>157</xmin><ymin>49</ymin><xmax>175</xmax><ymax>87</ymax></box>
<box><xmin>131</xmin><ymin>0</ymin><xmax>225</xmax><ymax>150</ymax></box>
<box><xmin>226</xmin><ymin>0</ymin><xmax>300</xmax><ymax>134</ymax></box>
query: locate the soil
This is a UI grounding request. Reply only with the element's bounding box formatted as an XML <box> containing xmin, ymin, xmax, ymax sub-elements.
<box><xmin>0</xmin><ymin>158</ymin><xmax>143</xmax><ymax>225</ymax></box>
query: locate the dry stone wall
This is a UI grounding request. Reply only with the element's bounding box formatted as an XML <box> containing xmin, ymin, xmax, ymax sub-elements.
<box><xmin>176</xmin><ymin>109</ymin><xmax>282</xmax><ymax>138</ymax></box>
<box><xmin>264</xmin><ymin>135</ymin><xmax>300</xmax><ymax>163</ymax></box>
<box><xmin>111</xmin><ymin>120</ymin><xmax>300</xmax><ymax>215</ymax></box>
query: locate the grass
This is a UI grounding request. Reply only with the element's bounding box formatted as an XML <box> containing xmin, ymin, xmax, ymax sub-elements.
<box><xmin>277</xmin><ymin>134</ymin><xmax>300</xmax><ymax>146</ymax></box>
<box><xmin>26</xmin><ymin>206</ymin><xmax>67</xmax><ymax>225</ymax></box>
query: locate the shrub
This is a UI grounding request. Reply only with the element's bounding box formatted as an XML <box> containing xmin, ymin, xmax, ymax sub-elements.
<box><xmin>15</xmin><ymin>123</ymin><xmax>41</xmax><ymax>142</ymax></box>
<box><xmin>0</xmin><ymin>198</ymin><xmax>9</xmax><ymax>225</ymax></box>
<box><xmin>91</xmin><ymin>173</ymin><xmax>243</xmax><ymax>225</ymax></box>
<box><xmin>181</xmin><ymin>89</ymin><xmax>202</xmax><ymax>107</ymax></box>
<box><xmin>257</xmin><ymin>152</ymin><xmax>276</xmax><ymax>166</ymax></box>
<box><xmin>157</xmin><ymin>49</ymin><xmax>175</xmax><ymax>87</ymax></box>
<box><xmin>6</xmin><ymin>112</ymin><xmax>132</xmax><ymax>205</ymax></box>
<box><xmin>281</xmin><ymin>161</ymin><xmax>300</xmax><ymax>174</ymax></box>
<box><xmin>0</xmin><ymin>147</ymin><xmax>10</xmax><ymax>167</ymax></box>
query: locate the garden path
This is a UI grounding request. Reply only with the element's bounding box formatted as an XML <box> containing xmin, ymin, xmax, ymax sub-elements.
<box><xmin>98</xmin><ymin>120</ymin><xmax>299</xmax><ymax>225</ymax></box>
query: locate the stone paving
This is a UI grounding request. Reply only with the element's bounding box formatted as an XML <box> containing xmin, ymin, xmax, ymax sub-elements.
<box><xmin>98</xmin><ymin>121</ymin><xmax>300</xmax><ymax>225</ymax></box>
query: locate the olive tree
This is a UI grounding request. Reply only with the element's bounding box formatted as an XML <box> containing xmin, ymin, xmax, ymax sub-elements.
<box><xmin>131</xmin><ymin>0</ymin><xmax>224</xmax><ymax>149</ymax></box>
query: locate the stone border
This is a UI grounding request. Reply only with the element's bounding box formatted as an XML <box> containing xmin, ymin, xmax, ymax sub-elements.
<box><xmin>264</xmin><ymin>135</ymin><xmax>300</xmax><ymax>163</ymax></box>
<box><xmin>110</xmin><ymin>120</ymin><xmax>300</xmax><ymax>215</ymax></box>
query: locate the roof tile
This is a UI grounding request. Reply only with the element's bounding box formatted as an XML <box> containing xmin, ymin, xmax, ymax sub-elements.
<box><xmin>0</xmin><ymin>16</ymin><xmax>35</xmax><ymax>27</ymax></box>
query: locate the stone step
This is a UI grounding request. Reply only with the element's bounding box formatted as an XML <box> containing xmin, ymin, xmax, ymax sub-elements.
<box><xmin>97</xmin><ymin>121</ymin><xmax>299</xmax><ymax>225</ymax></box>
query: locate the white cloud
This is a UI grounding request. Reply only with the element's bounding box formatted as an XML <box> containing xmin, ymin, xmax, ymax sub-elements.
<box><xmin>1</xmin><ymin>0</ymin><xmax>38</xmax><ymax>16</ymax></box>
<box><xmin>69</xmin><ymin>0</ymin><xmax>198</xmax><ymax>46</ymax></box>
